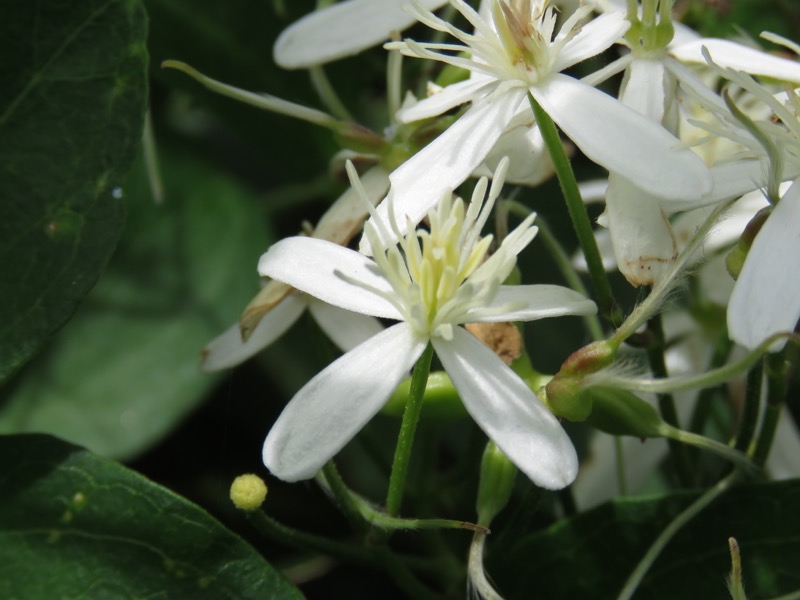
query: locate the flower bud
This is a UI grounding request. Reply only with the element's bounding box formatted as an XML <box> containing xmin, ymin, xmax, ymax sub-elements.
<box><xmin>543</xmin><ymin>376</ymin><xmax>593</xmax><ymax>421</ymax></box>
<box><xmin>382</xmin><ymin>371</ymin><xmax>467</xmax><ymax>420</ymax></box>
<box><xmin>558</xmin><ymin>340</ymin><xmax>617</xmax><ymax>377</ymax></box>
<box><xmin>476</xmin><ymin>442</ymin><xmax>517</xmax><ymax>527</ymax></box>
<box><xmin>583</xmin><ymin>387</ymin><xmax>665</xmax><ymax>438</ymax></box>
<box><xmin>230</xmin><ymin>474</ymin><xmax>268</xmax><ymax>511</ymax></box>
<box><xmin>726</xmin><ymin>206</ymin><xmax>771</xmax><ymax>280</ymax></box>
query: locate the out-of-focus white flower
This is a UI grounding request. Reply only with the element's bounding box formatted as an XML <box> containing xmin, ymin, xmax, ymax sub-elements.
<box><xmin>257</xmin><ymin>159</ymin><xmax>596</xmax><ymax>486</ymax></box>
<box><xmin>361</xmin><ymin>0</ymin><xmax>712</xmax><ymax>253</ymax></box>
<box><xmin>273</xmin><ymin>0</ymin><xmax>448</xmax><ymax>69</ymax></box>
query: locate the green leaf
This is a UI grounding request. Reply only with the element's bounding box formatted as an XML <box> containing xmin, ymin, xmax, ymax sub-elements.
<box><xmin>0</xmin><ymin>433</ymin><xmax>303</xmax><ymax>599</ymax></box>
<box><xmin>0</xmin><ymin>143</ymin><xmax>272</xmax><ymax>459</ymax></box>
<box><xmin>490</xmin><ymin>480</ymin><xmax>800</xmax><ymax>599</ymax></box>
<box><xmin>0</xmin><ymin>0</ymin><xmax>149</xmax><ymax>383</ymax></box>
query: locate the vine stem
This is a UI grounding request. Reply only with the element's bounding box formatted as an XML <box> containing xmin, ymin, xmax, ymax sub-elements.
<box><xmin>616</xmin><ymin>470</ymin><xmax>740</xmax><ymax>600</ymax></box>
<box><xmin>386</xmin><ymin>343</ymin><xmax>435</xmax><ymax>517</ymax></box>
<box><xmin>528</xmin><ymin>93</ymin><xmax>617</xmax><ymax>320</ymax></box>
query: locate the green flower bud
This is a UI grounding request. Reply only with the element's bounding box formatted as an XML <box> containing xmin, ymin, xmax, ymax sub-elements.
<box><xmin>382</xmin><ymin>371</ymin><xmax>467</xmax><ymax>420</ymax></box>
<box><xmin>543</xmin><ymin>376</ymin><xmax>593</xmax><ymax>422</ymax></box>
<box><xmin>230</xmin><ymin>474</ymin><xmax>268</xmax><ymax>511</ymax></box>
<box><xmin>558</xmin><ymin>340</ymin><xmax>617</xmax><ymax>377</ymax></box>
<box><xmin>476</xmin><ymin>442</ymin><xmax>517</xmax><ymax>527</ymax></box>
<box><xmin>726</xmin><ymin>206</ymin><xmax>772</xmax><ymax>280</ymax></box>
<box><xmin>584</xmin><ymin>387</ymin><xmax>665</xmax><ymax>438</ymax></box>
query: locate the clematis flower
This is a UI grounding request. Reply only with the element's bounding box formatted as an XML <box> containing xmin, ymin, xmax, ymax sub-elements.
<box><xmin>362</xmin><ymin>0</ymin><xmax>712</xmax><ymax>252</ymax></box>
<box><xmin>257</xmin><ymin>159</ymin><xmax>597</xmax><ymax>487</ymax></box>
<box><xmin>273</xmin><ymin>0</ymin><xmax>448</xmax><ymax>69</ymax></box>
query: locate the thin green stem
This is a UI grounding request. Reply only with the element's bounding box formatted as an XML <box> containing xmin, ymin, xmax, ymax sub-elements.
<box><xmin>500</xmin><ymin>200</ymin><xmax>604</xmax><ymax>340</ymax></box>
<box><xmin>589</xmin><ymin>332</ymin><xmax>799</xmax><ymax>394</ymax></box>
<box><xmin>734</xmin><ymin>359</ymin><xmax>763</xmax><ymax>454</ymax></box>
<box><xmin>646</xmin><ymin>314</ymin><xmax>693</xmax><ymax>486</ymax></box>
<box><xmin>527</xmin><ymin>93</ymin><xmax>617</xmax><ymax>320</ymax></box>
<box><xmin>615</xmin><ymin>436</ymin><xmax>628</xmax><ymax>496</ymax></box>
<box><xmin>689</xmin><ymin>335</ymin><xmax>734</xmax><ymax>434</ymax></box>
<box><xmin>616</xmin><ymin>471</ymin><xmax>740</xmax><ymax>600</ymax></box>
<box><xmin>386</xmin><ymin>343</ymin><xmax>435</xmax><ymax>517</ymax></box>
<box><xmin>142</xmin><ymin>110</ymin><xmax>164</xmax><ymax>204</ymax></box>
<box><xmin>752</xmin><ymin>352</ymin><xmax>789</xmax><ymax>467</ymax></box>
<box><xmin>319</xmin><ymin>462</ymin><xmax>370</xmax><ymax>534</ymax></box>
<box><xmin>309</xmin><ymin>66</ymin><xmax>356</xmax><ymax>122</ymax></box>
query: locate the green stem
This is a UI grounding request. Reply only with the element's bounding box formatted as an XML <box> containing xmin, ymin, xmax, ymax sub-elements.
<box><xmin>589</xmin><ymin>332</ymin><xmax>799</xmax><ymax>394</ymax></box>
<box><xmin>663</xmin><ymin>427</ymin><xmax>756</xmax><ymax>475</ymax></box>
<box><xmin>309</xmin><ymin>65</ymin><xmax>356</xmax><ymax>122</ymax></box>
<box><xmin>734</xmin><ymin>359</ymin><xmax>763</xmax><ymax>454</ymax></box>
<box><xmin>616</xmin><ymin>471</ymin><xmax>740</xmax><ymax>600</ymax></box>
<box><xmin>615</xmin><ymin>436</ymin><xmax>628</xmax><ymax>496</ymax></box>
<box><xmin>527</xmin><ymin>93</ymin><xmax>617</xmax><ymax>321</ymax></box>
<box><xmin>646</xmin><ymin>314</ymin><xmax>693</xmax><ymax>486</ymax></box>
<box><xmin>142</xmin><ymin>110</ymin><xmax>164</xmax><ymax>204</ymax></box>
<box><xmin>500</xmin><ymin>200</ymin><xmax>604</xmax><ymax>341</ymax></box>
<box><xmin>752</xmin><ymin>352</ymin><xmax>790</xmax><ymax>467</ymax></box>
<box><xmin>320</xmin><ymin>462</ymin><xmax>369</xmax><ymax>534</ymax></box>
<box><xmin>689</xmin><ymin>335</ymin><xmax>734</xmax><ymax>434</ymax></box>
<box><xmin>386</xmin><ymin>343</ymin><xmax>435</xmax><ymax>516</ymax></box>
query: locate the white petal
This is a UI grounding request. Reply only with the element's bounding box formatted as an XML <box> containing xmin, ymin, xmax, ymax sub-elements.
<box><xmin>398</xmin><ymin>77</ymin><xmax>493</xmax><ymax>123</ymax></box>
<box><xmin>605</xmin><ymin>173</ymin><xmax>678</xmax><ymax>287</ymax></box>
<box><xmin>728</xmin><ymin>179</ymin><xmax>800</xmax><ymax>350</ymax></box>
<box><xmin>705</xmin><ymin>159</ymin><xmax>770</xmax><ymax>205</ymax></box>
<box><xmin>258</xmin><ymin>237</ymin><xmax>403</xmax><ymax>320</ymax></box>
<box><xmin>201</xmin><ymin>294</ymin><xmax>307</xmax><ymax>372</ymax></box>
<box><xmin>476</xmin><ymin>123</ymin><xmax>555</xmax><ymax>186</ymax></box>
<box><xmin>433</xmin><ymin>328</ymin><xmax>578</xmax><ymax>489</ymax></box>
<box><xmin>466</xmin><ymin>285</ymin><xmax>596</xmax><ymax>322</ymax></box>
<box><xmin>619</xmin><ymin>58</ymin><xmax>667</xmax><ymax>122</ymax></box>
<box><xmin>531</xmin><ymin>73</ymin><xmax>712</xmax><ymax>203</ymax></box>
<box><xmin>361</xmin><ymin>86</ymin><xmax>526</xmax><ymax>254</ymax></box>
<box><xmin>308</xmin><ymin>299</ymin><xmax>385</xmax><ymax>352</ymax></box>
<box><xmin>264</xmin><ymin>323</ymin><xmax>427</xmax><ymax>481</ymax></box>
<box><xmin>313</xmin><ymin>165</ymin><xmax>390</xmax><ymax>246</ymax></box>
<box><xmin>670</xmin><ymin>39</ymin><xmax>800</xmax><ymax>83</ymax></box>
<box><xmin>274</xmin><ymin>0</ymin><xmax>448</xmax><ymax>69</ymax></box>
<box><xmin>555</xmin><ymin>11</ymin><xmax>629</xmax><ymax>72</ymax></box>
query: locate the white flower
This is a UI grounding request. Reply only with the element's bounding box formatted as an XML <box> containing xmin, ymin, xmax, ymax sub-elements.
<box><xmin>257</xmin><ymin>159</ymin><xmax>596</xmax><ymax>487</ymax></box>
<box><xmin>363</xmin><ymin>0</ymin><xmax>712</xmax><ymax>252</ymax></box>
<box><xmin>273</xmin><ymin>0</ymin><xmax>448</xmax><ymax>69</ymax></box>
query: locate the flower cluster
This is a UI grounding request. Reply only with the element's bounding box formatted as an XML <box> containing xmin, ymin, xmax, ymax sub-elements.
<box><xmin>173</xmin><ymin>2</ymin><xmax>800</xmax><ymax>596</ymax></box>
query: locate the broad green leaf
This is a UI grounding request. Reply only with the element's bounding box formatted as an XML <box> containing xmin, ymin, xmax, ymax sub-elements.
<box><xmin>0</xmin><ymin>0</ymin><xmax>149</xmax><ymax>383</ymax></box>
<box><xmin>490</xmin><ymin>480</ymin><xmax>800</xmax><ymax>599</ymax></box>
<box><xmin>0</xmin><ymin>433</ymin><xmax>303</xmax><ymax>599</ymax></box>
<box><xmin>0</xmin><ymin>143</ymin><xmax>271</xmax><ymax>459</ymax></box>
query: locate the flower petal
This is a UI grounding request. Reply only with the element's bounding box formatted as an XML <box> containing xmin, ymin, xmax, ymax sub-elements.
<box><xmin>361</xmin><ymin>86</ymin><xmax>526</xmax><ymax>254</ymax></box>
<box><xmin>531</xmin><ymin>73</ymin><xmax>712</xmax><ymax>203</ymax></box>
<box><xmin>727</xmin><ymin>178</ymin><xmax>800</xmax><ymax>350</ymax></box>
<box><xmin>308</xmin><ymin>299</ymin><xmax>385</xmax><ymax>352</ymax></box>
<box><xmin>263</xmin><ymin>323</ymin><xmax>426</xmax><ymax>481</ymax></box>
<box><xmin>605</xmin><ymin>173</ymin><xmax>678</xmax><ymax>287</ymax></box>
<box><xmin>670</xmin><ymin>38</ymin><xmax>800</xmax><ymax>84</ymax></box>
<box><xmin>201</xmin><ymin>294</ymin><xmax>307</xmax><ymax>372</ymax></box>
<box><xmin>273</xmin><ymin>0</ymin><xmax>448</xmax><ymax>69</ymax></box>
<box><xmin>555</xmin><ymin>11</ymin><xmax>629</xmax><ymax>72</ymax></box>
<box><xmin>619</xmin><ymin>58</ymin><xmax>667</xmax><ymax>123</ymax></box>
<box><xmin>433</xmin><ymin>328</ymin><xmax>578</xmax><ymax>489</ymax></box>
<box><xmin>259</xmin><ymin>237</ymin><xmax>403</xmax><ymax>320</ymax></box>
<box><xmin>466</xmin><ymin>285</ymin><xmax>596</xmax><ymax>322</ymax></box>
<box><xmin>398</xmin><ymin>76</ymin><xmax>493</xmax><ymax>123</ymax></box>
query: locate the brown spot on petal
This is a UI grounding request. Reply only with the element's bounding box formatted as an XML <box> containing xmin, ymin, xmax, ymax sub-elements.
<box><xmin>465</xmin><ymin>322</ymin><xmax>523</xmax><ymax>365</ymax></box>
<box><xmin>622</xmin><ymin>253</ymin><xmax>678</xmax><ymax>287</ymax></box>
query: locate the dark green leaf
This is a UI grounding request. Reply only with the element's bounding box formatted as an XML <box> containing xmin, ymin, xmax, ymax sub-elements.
<box><xmin>0</xmin><ymin>143</ymin><xmax>272</xmax><ymax>459</ymax></box>
<box><xmin>490</xmin><ymin>480</ymin><xmax>800</xmax><ymax>599</ymax></box>
<box><xmin>0</xmin><ymin>433</ymin><xmax>303</xmax><ymax>599</ymax></box>
<box><xmin>0</xmin><ymin>0</ymin><xmax>149</xmax><ymax>383</ymax></box>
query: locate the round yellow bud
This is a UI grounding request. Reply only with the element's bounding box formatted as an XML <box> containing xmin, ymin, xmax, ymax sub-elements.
<box><xmin>229</xmin><ymin>474</ymin><xmax>268</xmax><ymax>511</ymax></box>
